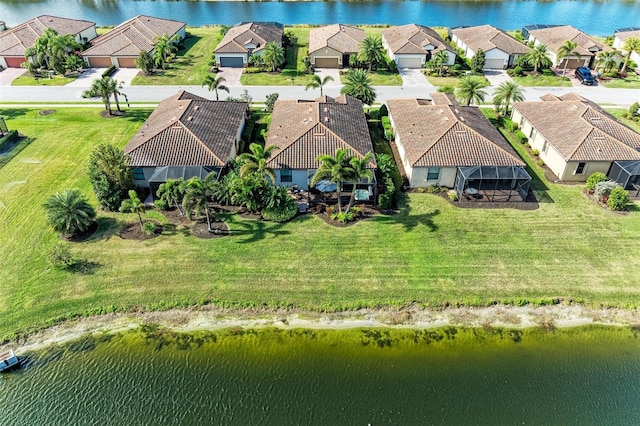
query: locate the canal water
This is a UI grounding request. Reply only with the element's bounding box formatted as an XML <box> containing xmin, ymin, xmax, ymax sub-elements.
<box><xmin>0</xmin><ymin>0</ymin><xmax>639</xmax><ymax>35</ymax></box>
<box><xmin>1</xmin><ymin>326</ymin><xmax>639</xmax><ymax>424</ymax></box>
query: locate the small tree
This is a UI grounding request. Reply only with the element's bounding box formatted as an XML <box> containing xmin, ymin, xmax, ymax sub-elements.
<box><xmin>237</xmin><ymin>143</ymin><xmax>279</xmax><ymax>183</ymax></box>
<box><xmin>136</xmin><ymin>50</ymin><xmax>155</xmax><ymax>75</ymax></box>
<box><xmin>88</xmin><ymin>143</ymin><xmax>134</xmax><ymax>211</ymax></box>
<box><xmin>524</xmin><ymin>43</ymin><xmax>552</xmax><ymax>73</ymax></box>
<box><xmin>262</xmin><ymin>41</ymin><xmax>285</xmax><ymax>72</ymax></box>
<box><xmin>585</xmin><ymin>172</ymin><xmax>608</xmax><ymax>192</ymax></box>
<box><xmin>607</xmin><ymin>187</ymin><xmax>629</xmax><ymax>211</ymax></box>
<box><xmin>265</xmin><ymin>92</ymin><xmax>279</xmax><ymax>113</ymax></box>
<box><xmin>492</xmin><ymin>81</ymin><xmax>525</xmax><ymax>115</ymax></box>
<box><xmin>340</xmin><ymin>69</ymin><xmax>376</xmax><ymax>105</ymax></box>
<box><xmin>594</xmin><ymin>180</ymin><xmax>620</xmax><ymax>202</ymax></box>
<box><xmin>305</xmin><ymin>74</ymin><xmax>334</xmax><ymax>97</ymax></box>
<box><xmin>358</xmin><ymin>36</ymin><xmax>385</xmax><ymax>72</ymax></box>
<box><xmin>47</xmin><ymin>242</ymin><xmax>74</xmax><ymax>269</ymax></box>
<box><xmin>202</xmin><ymin>74</ymin><xmax>229</xmax><ymax>101</ymax></box>
<box><xmin>621</xmin><ymin>37</ymin><xmax>640</xmax><ymax>75</ymax></box>
<box><xmin>471</xmin><ymin>48</ymin><xmax>485</xmax><ymax>73</ymax></box>
<box><xmin>557</xmin><ymin>40</ymin><xmax>579</xmax><ymax>75</ymax></box>
<box><xmin>629</xmin><ymin>102</ymin><xmax>639</xmax><ymax>117</ymax></box>
<box><xmin>455</xmin><ymin>76</ymin><xmax>488</xmax><ymax>106</ymax></box>
<box><xmin>120</xmin><ymin>190</ymin><xmax>146</xmax><ymax>230</ymax></box>
<box><xmin>156</xmin><ymin>178</ymin><xmax>186</xmax><ymax>215</ymax></box>
<box><xmin>65</xmin><ymin>54</ymin><xmax>83</xmax><ymax>73</ymax></box>
<box><xmin>44</xmin><ymin>189</ymin><xmax>97</xmax><ymax>237</ymax></box>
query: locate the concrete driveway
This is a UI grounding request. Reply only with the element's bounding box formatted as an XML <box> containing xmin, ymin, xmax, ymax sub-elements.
<box><xmin>399</xmin><ymin>68</ymin><xmax>432</xmax><ymax>87</ymax></box>
<box><xmin>483</xmin><ymin>69</ymin><xmax>512</xmax><ymax>86</ymax></box>
<box><xmin>0</xmin><ymin>68</ymin><xmax>26</xmax><ymax>86</ymax></box>
<box><xmin>112</xmin><ymin>68</ymin><xmax>140</xmax><ymax>86</ymax></box>
<box><xmin>216</xmin><ymin>67</ymin><xmax>244</xmax><ymax>86</ymax></box>
<box><xmin>314</xmin><ymin>68</ymin><xmax>341</xmax><ymax>86</ymax></box>
<box><xmin>65</xmin><ymin>67</ymin><xmax>139</xmax><ymax>88</ymax></box>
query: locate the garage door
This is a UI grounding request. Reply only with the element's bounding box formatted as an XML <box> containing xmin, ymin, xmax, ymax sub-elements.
<box><xmin>314</xmin><ymin>57</ymin><xmax>339</xmax><ymax>68</ymax></box>
<box><xmin>117</xmin><ymin>57</ymin><xmax>136</xmax><ymax>68</ymax></box>
<box><xmin>397</xmin><ymin>57</ymin><xmax>423</xmax><ymax>69</ymax></box>
<box><xmin>88</xmin><ymin>56</ymin><xmax>112</xmax><ymax>68</ymax></box>
<box><xmin>559</xmin><ymin>58</ymin><xmax>583</xmax><ymax>69</ymax></box>
<box><xmin>5</xmin><ymin>57</ymin><xmax>26</xmax><ymax>68</ymax></box>
<box><xmin>219</xmin><ymin>57</ymin><xmax>244</xmax><ymax>68</ymax></box>
<box><xmin>483</xmin><ymin>58</ymin><xmax>505</xmax><ymax>69</ymax></box>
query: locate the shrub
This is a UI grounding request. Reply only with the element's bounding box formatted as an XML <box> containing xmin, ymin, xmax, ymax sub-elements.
<box><xmin>47</xmin><ymin>242</ymin><xmax>74</xmax><ymax>269</ymax></box>
<box><xmin>594</xmin><ymin>180</ymin><xmax>620</xmax><ymax>202</ymax></box>
<box><xmin>243</xmin><ymin>67</ymin><xmax>264</xmax><ymax>74</ymax></box>
<box><xmin>154</xmin><ymin>199</ymin><xmax>168</xmax><ymax>211</ymax></box>
<box><xmin>586</xmin><ymin>172</ymin><xmax>608</xmax><ymax>192</ymax></box>
<box><xmin>265</xmin><ymin>92</ymin><xmax>279</xmax><ymax>113</ymax></box>
<box><xmin>416</xmin><ymin>187</ymin><xmax>426</xmax><ymax>193</ymax></box>
<box><xmin>438</xmin><ymin>85</ymin><xmax>455</xmax><ymax>94</ymax></box>
<box><xmin>607</xmin><ymin>187</ymin><xmax>629</xmax><ymax>211</ymax></box>
<box><xmin>102</xmin><ymin>65</ymin><xmax>116</xmax><ymax>78</ymax></box>
<box><xmin>261</xmin><ymin>202</ymin><xmax>298</xmax><ymax>222</ymax></box>
<box><xmin>387</xmin><ymin>59</ymin><xmax>398</xmax><ymax>73</ymax></box>
<box><xmin>379</xmin><ymin>103</ymin><xmax>388</xmax><ymax>117</ymax></box>
<box><xmin>537</xmin><ymin>159</ymin><xmax>545</xmax><ymax>166</ymax></box>
<box><xmin>530</xmin><ymin>149</ymin><xmax>540</xmax><ymax>156</ymax></box>
<box><xmin>426</xmin><ymin>185</ymin><xmax>441</xmax><ymax>193</ymax></box>
<box><xmin>514</xmin><ymin>130</ymin><xmax>528</xmax><ymax>144</ymax></box>
<box><xmin>330</xmin><ymin>210</ymin><xmax>354</xmax><ymax>223</ymax></box>
<box><xmin>143</xmin><ymin>221</ymin><xmax>157</xmax><ymax>235</ymax></box>
<box><xmin>447</xmin><ymin>190</ymin><xmax>458</xmax><ymax>201</ymax></box>
<box><xmin>513</xmin><ymin>66</ymin><xmax>524</xmax><ymax>76</ymax></box>
<box><xmin>629</xmin><ymin>102</ymin><xmax>639</xmax><ymax>117</ymax></box>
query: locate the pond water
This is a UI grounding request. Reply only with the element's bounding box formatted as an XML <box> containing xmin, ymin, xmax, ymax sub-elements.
<box><xmin>1</xmin><ymin>326</ymin><xmax>639</xmax><ymax>424</ymax></box>
<box><xmin>0</xmin><ymin>0</ymin><xmax>639</xmax><ymax>35</ymax></box>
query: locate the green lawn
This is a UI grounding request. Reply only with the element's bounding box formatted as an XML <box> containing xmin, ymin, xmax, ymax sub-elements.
<box><xmin>425</xmin><ymin>74</ymin><xmax>490</xmax><ymax>87</ymax></box>
<box><xmin>340</xmin><ymin>70</ymin><xmax>402</xmax><ymax>86</ymax></box>
<box><xmin>511</xmin><ymin>73</ymin><xmax>572</xmax><ymax>87</ymax></box>
<box><xmin>1</xmin><ymin>107</ymin><xmax>640</xmax><ymax>341</ymax></box>
<box><xmin>240</xmin><ymin>70</ymin><xmax>314</xmax><ymax>86</ymax></box>
<box><xmin>606</xmin><ymin>108</ymin><xmax>640</xmax><ymax>133</ymax></box>
<box><xmin>602</xmin><ymin>74</ymin><xmax>640</xmax><ymax>89</ymax></box>
<box><xmin>131</xmin><ymin>26</ymin><xmax>222</xmax><ymax>86</ymax></box>
<box><xmin>12</xmin><ymin>74</ymin><xmax>78</xmax><ymax>86</ymax></box>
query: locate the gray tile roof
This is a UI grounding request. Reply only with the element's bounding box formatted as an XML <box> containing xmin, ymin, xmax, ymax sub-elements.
<box><xmin>382</xmin><ymin>24</ymin><xmax>453</xmax><ymax>55</ymax></box>
<box><xmin>614</xmin><ymin>28</ymin><xmax>640</xmax><ymax>41</ymax></box>
<box><xmin>215</xmin><ymin>22</ymin><xmax>283</xmax><ymax>55</ymax></box>
<box><xmin>387</xmin><ymin>97</ymin><xmax>525</xmax><ymax>168</ymax></box>
<box><xmin>513</xmin><ymin>93</ymin><xmax>640</xmax><ymax>162</ymax></box>
<box><xmin>452</xmin><ymin>25</ymin><xmax>529</xmax><ymax>55</ymax></box>
<box><xmin>0</xmin><ymin>15</ymin><xmax>95</xmax><ymax>57</ymax></box>
<box><xmin>82</xmin><ymin>15</ymin><xmax>185</xmax><ymax>57</ymax></box>
<box><xmin>308</xmin><ymin>24</ymin><xmax>365</xmax><ymax>55</ymax></box>
<box><xmin>266</xmin><ymin>95</ymin><xmax>376</xmax><ymax>169</ymax></box>
<box><xmin>528</xmin><ymin>25</ymin><xmax>610</xmax><ymax>57</ymax></box>
<box><xmin>124</xmin><ymin>91</ymin><xmax>247</xmax><ymax>168</ymax></box>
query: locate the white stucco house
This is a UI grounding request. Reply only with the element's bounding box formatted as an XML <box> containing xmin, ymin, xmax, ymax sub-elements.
<box><xmin>450</xmin><ymin>25</ymin><xmax>530</xmax><ymax>69</ymax></box>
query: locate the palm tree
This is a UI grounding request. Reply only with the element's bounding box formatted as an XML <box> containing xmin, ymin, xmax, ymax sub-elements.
<box><xmin>596</xmin><ymin>51</ymin><xmax>618</xmax><ymax>73</ymax></box>
<box><xmin>182</xmin><ymin>176</ymin><xmax>215</xmax><ymax>231</ymax></box>
<box><xmin>261</xmin><ymin>41</ymin><xmax>285</xmax><ymax>72</ymax></box>
<box><xmin>524</xmin><ymin>43</ymin><xmax>552</xmax><ymax>73</ymax></box>
<box><xmin>358</xmin><ymin>36</ymin><xmax>385</xmax><ymax>72</ymax></box>
<box><xmin>153</xmin><ymin>33</ymin><xmax>180</xmax><ymax>69</ymax></box>
<box><xmin>120</xmin><ymin>190</ymin><xmax>146</xmax><ymax>230</ymax></box>
<box><xmin>305</xmin><ymin>74</ymin><xmax>334</xmax><ymax>97</ymax></box>
<box><xmin>202</xmin><ymin>74</ymin><xmax>229</xmax><ymax>100</ymax></box>
<box><xmin>50</xmin><ymin>34</ymin><xmax>80</xmax><ymax>62</ymax></box>
<box><xmin>82</xmin><ymin>77</ymin><xmax>119</xmax><ymax>115</ymax></box>
<box><xmin>237</xmin><ymin>143</ymin><xmax>279</xmax><ymax>183</ymax></box>
<box><xmin>345</xmin><ymin>152</ymin><xmax>374</xmax><ymax>212</ymax></box>
<box><xmin>311</xmin><ymin>148</ymin><xmax>356</xmax><ymax>214</ymax></box>
<box><xmin>556</xmin><ymin>40</ymin><xmax>579</xmax><ymax>75</ymax></box>
<box><xmin>492</xmin><ymin>81</ymin><xmax>525</xmax><ymax>115</ymax></box>
<box><xmin>621</xmin><ymin>37</ymin><xmax>640</xmax><ymax>74</ymax></box>
<box><xmin>32</xmin><ymin>27</ymin><xmax>58</xmax><ymax>69</ymax></box>
<box><xmin>108</xmin><ymin>78</ymin><xmax>126</xmax><ymax>112</ymax></box>
<box><xmin>455</xmin><ymin>76</ymin><xmax>488</xmax><ymax>106</ymax></box>
<box><xmin>433</xmin><ymin>50</ymin><xmax>450</xmax><ymax>76</ymax></box>
<box><xmin>156</xmin><ymin>178</ymin><xmax>186</xmax><ymax>215</ymax></box>
<box><xmin>44</xmin><ymin>189</ymin><xmax>96</xmax><ymax>236</ymax></box>
<box><xmin>340</xmin><ymin>69</ymin><xmax>376</xmax><ymax>105</ymax></box>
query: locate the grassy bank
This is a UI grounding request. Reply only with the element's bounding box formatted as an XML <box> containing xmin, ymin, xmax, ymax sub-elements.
<box><xmin>1</xmin><ymin>107</ymin><xmax>640</xmax><ymax>341</ymax></box>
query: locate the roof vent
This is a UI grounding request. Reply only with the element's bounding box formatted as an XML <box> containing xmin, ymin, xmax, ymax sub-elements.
<box><xmin>194</xmin><ymin>105</ymin><xmax>199</xmax><ymax>111</ymax></box>
<box><xmin>324</xmin><ymin>107</ymin><xmax>328</xmax><ymax>112</ymax></box>
<box><xmin>454</xmin><ymin>130</ymin><xmax>467</xmax><ymax>134</ymax></box>
<box><xmin>324</xmin><ymin>117</ymin><xmax>329</xmax><ymax>122</ymax></box>
<box><xmin>459</xmin><ymin>116</ymin><xmax>465</xmax><ymax>122</ymax></box>
<box><xmin>187</xmin><ymin>116</ymin><xmax>193</xmax><ymax>121</ymax></box>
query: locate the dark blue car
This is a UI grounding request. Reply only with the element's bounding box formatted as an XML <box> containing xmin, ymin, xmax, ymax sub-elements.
<box><xmin>575</xmin><ymin>67</ymin><xmax>596</xmax><ymax>85</ymax></box>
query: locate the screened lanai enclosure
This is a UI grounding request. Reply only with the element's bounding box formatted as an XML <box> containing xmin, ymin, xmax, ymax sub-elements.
<box><xmin>454</xmin><ymin>166</ymin><xmax>532</xmax><ymax>202</ymax></box>
<box><xmin>148</xmin><ymin>166</ymin><xmax>218</xmax><ymax>196</ymax></box>
<box><xmin>608</xmin><ymin>160</ymin><xmax>640</xmax><ymax>196</ymax></box>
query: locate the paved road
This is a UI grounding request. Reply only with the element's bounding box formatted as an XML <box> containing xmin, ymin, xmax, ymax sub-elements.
<box><xmin>0</xmin><ymin>81</ymin><xmax>638</xmax><ymax>107</ymax></box>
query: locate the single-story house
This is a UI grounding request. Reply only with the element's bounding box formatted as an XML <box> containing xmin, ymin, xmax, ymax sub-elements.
<box><xmin>387</xmin><ymin>93</ymin><xmax>531</xmax><ymax>201</ymax></box>
<box><xmin>265</xmin><ymin>94</ymin><xmax>376</xmax><ymax>199</ymax></box>
<box><xmin>382</xmin><ymin>24</ymin><xmax>455</xmax><ymax>69</ymax></box>
<box><xmin>308</xmin><ymin>24</ymin><xmax>365</xmax><ymax>69</ymax></box>
<box><xmin>124</xmin><ymin>90</ymin><xmax>247</xmax><ymax>192</ymax></box>
<box><xmin>512</xmin><ymin>92</ymin><xmax>640</xmax><ymax>182</ymax></box>
<box><xmin>215</xmin><ymin>22</ymin><xmax>283</xmax><ymax>68</ymax></box>
<box><xmin>0</xmin><ymin>15</ymin><xmax>97</xmax><ymax>69</ymax></box>
<box><xmin>450</xmin><ymin>25</ymin><xmax>530</xmax><ymax>69</ymax></box>
<box><xmin>82</xmin><ymin>15</ymin><xmax>186</xmax><ymax>68</ymax></box>
<box><xmin>525</xmin><ymin>25</ymin><xmax>610</xmax><ymax>69</ymax></box>
<box><xmin>613</xmin><ymin>27</ymin><xmax>640</xmax><ymax>71</ymax></box>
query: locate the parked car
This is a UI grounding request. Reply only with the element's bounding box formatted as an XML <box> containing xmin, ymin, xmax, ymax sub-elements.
<box><xmin>575</xmin><ymin>67</ymin><xmax>596</xmax><ymax>85</ymax></box>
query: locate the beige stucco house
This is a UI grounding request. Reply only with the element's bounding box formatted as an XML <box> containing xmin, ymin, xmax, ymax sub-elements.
<box><xmin>308</xmin><ymin>24</ymin><xmax>365</xmax><ymax>69</ymax></box>
<box><xmin>215</xmin><ymin>22</ymin><xmax>283</xmax><ymax>68</ymax></box>
<box><xmin>450</xmin><ymin>25</ymin><xmax>529</xmax><ymax>69</ymax></box>
<box><xmin>512</xmin><ymin>93</ymin><xmax>640</xmax><ymax>182</ymax></box>
<box><xmin>525</xmin><ymin>25</ymin><xmax>610</xmax><ymax>69</ymax></box>
<box><xmin>613</xmin><ymin>27</ymin><xmax>640</xmax><ymax>71</ymax></box>
<box><xmin>382</xmin><ymin>24</ymin><xmax>455</xmax><ymax>69</ymax></box>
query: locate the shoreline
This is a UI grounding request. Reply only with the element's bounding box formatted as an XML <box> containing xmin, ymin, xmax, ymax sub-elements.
<box><xmin>4</xmin><ymin>304</ymin><xmax>639</xmax><ymax>355</ymax></box>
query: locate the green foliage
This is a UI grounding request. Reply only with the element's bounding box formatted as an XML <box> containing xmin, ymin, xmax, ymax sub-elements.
<box><xmin>136</xmin><ymin>51</ymin><xmax>155</xmax><ymax>75</ymax></box>
<box><xmin>523</xmin><ymin>43</ymin><xmax>552</xmax><ymax>73</ymax></box>
<box><xmin>387</xmin><ymin>59</ymin><xmax>398</xmax><ymax>73</ymax></box>
<box><xmin>471</xmin><ymin>48</ymin><xmax>485</xmax><ymax>72</ymax></box>
<box><xmin>305</xmin><ymin>74</ymin><xmax>334</xmax><ymax>96</ymax></box>
<box><xmin>426</xmin><ymin>185</ymin><xmax>442</xmax><ymax>193</ymax></box>
<box><xmin>330</xmin><ymin>210</ymin><xmax>355</xmax><ymax>223</ymax></box>
<box><xmin>120</xmin><ymin>189</ymin><xmax>146</xmax><ymax>230</ymax></box>
<box><xmin>438</xmin><ymin>85</ymin><xmax>455</xmax><ymax>94</ymax></box>
<box><xmin>513</xmin><ymin>66</ymin><xmax>524</xmax><ymax>76</ymax></box>
<box><xmin>202</xmin><ymin>74</ymin><xmax>229</xmax><ymax>100</ymax></box>
<box><xmin>492</xmin><ymin>81</ymin><xmax>525</xmax><ymax>115</ymax></box>
<box><xmin>530</xmin><ymin>149</ymin><xmax>540</xmax><ymax>156</ymax></box>
<box><xmin>261</xmin><ymin>198</ymin><xmax>298</xmax><ymax>223</ymax></box>
<box><xmin>514</xmin><ymin>130</ymin><xmax>528</xmax><ymax>144</ymax></box>
<box><xmin>88</xmin><ymin>143</ymin><xmax>134</xmax><ymax>211</ymax></box>
<box><xmin>381</xmin><ymin>115</ymin><xmax>394</xmax><ymax>140</ymax></box>
<box><xmin>154</xmin><ymin>199</ymin><xmax>168</xmax><ymax>211</ymax></box>
<box><xmin>153</xmin><ymin>33</ymin><xmax>180</xmax><ymax>70</ymax></box>
<box><xmin>265</xmin><ymin>92</ymin><xmax>279</xmax><ymax>113</ymax></box>
<box><xmin>586</xmin><ymin>172</ymin><xmax>608</xmax><ymax>192</ymax></box>
<box><xmin>102</xmin><ymin>65</ymin><xmax>116</xmax><ymax>78</ymax></box>
<box><xmin>594</xmin><ymin>180</ymin><xmax>620</xmax><ymax>202</ymax></box>
<box><xmin>340</xmin><ymin>69</ymin><xmax>376</xmax><ymax>105</ymax></box>
<box><xmin>143</xmin><ymin>221</ymin><xmax>157</xmax><ymax>235</ymax></box>
<box><xmin>237</xmin><ymin>143</ymin><xmax>279</xmax><ymax>183</ymax></box>
<box><xmin>379</xmin><ymin>103</ymin><xmax>388</xmax><ymax>117</ymax></box>
<box><xmin>629</xmin><ymin>102</ymin><xmax>639</xmax><ymax>117</ymax></box>
<box><xmin>43</xmin><ymin>188</ymin><xmax>97</xmax><ymax>236</ymax></box>
<box><xmin>448</xmin><ymin>190</ymin><xmax>458</xmax><ymax>202</ymax></box>
<box><xmin>359</xmin><ymin>35</ymin><xmax>386</xmax><ymax>72</ymax></box>
<box><xmin>262</xmin><ymin>41</ymin><xmax>285</xmax><ymax>72</ymax></box>
<box><xmin>607</xmin><ymin>187</ymin><xmax>629</xmax><ymax>211</ymax></box>
<box><xmin>0</xmin><ymin>130</ymin><xmax>19</xmax><ymax>151</ymax></box>
<box><xmin>65</xmin><ymin>54</ymin><xmax>83</xmax><ymax>73</ymax></box>
<box><xmin>47</xmin><ymin>242</ymin><xmax>74</xmax><ymax>269</ymax></box>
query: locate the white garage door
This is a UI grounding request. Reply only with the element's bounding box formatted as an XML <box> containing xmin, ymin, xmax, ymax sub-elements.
<box><xmin>484</xmin><ymin>58</ymin><xmax>505</xmax><ymax>69</ymax></box>
<box><xmin>397</xmin><ymin>57</ymin><xmax>423</xmax><ymax>69</ymax></box>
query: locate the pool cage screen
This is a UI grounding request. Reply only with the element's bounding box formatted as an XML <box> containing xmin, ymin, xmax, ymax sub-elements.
<box><xmin>608</xmin><ymin>160</ymin><xmax>640</xmax><ymax>196</ymax></box>
<box><xmin>454</xmin><ymin>166</ymin><xmax>532</xmax><ymax>201</ymax></box>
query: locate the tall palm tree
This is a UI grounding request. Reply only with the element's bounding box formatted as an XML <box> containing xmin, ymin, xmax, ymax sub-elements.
<box><xmin>433</xmin><ymin>50</ymin><xmax>450</xmax><ymax>76</ymax></box>
<box><xmin>524</xmin><ymin>43</ymin><xmax>552</xmax><ymax>73</ymax></box>
<box><xmin>182</xmin><ymin>176</ymin><xmax>215</xmax><ymax>231</ymax></box>
<box><xmin>620</xmin><ymin>37</ymin><xmax>640</xmax><ymax>74</ymax></box>
<box><xmin>82</xmin><ymin>77</ymin><xmax>119</xmax><ymax>115</ymax></box>
<box><xmin>50</xmin><ymin>34</ymin><xmax>81</xmax><ymax>62</ymax></box>
<box><xmin>120</xmin><ymin>190</ymin><xmax>146</xmax><ymax>230</ymax></box>
<box><xmin>202</xmin><ymin>74</ymin><xmax>229</xmax><ymax>100</ymax></box>
<box><xmin>340</xmin><ymin>69</ymin><xmax>376</xmax><ymax>105</ymax></box>
<box><xmin>305</xmin><ymin>74</ymin><xmax>334</xmax><ymax>97</ymax></box>
<box><xmin>157</xmin><ymin>178</ymin><xmax>186</xmax><ymax>215</ymax></box>
<box><xmin>261</xmin><ymin>41</ymin><xmax>285</xmax><ymax>72</ymax></box>
<box><xmin>237</xmin><ymin>143</ymin><xmax>279</xmax><ymax>183</ymax></box>
<box><xmin>492</xmin><ymin>81</ymin><xmax>525</xmax><ymax>115</ymax></box>
<box><xmin>33</xmin><ymin>27</ymin><xmax>58</xmax><ymax>69</ymax></box>
<box><xmin>455</xmin><ymin>76</ymin><xmax>488</xmax><ymax>106</ymax></box>
<box><xmin>346</xmin><ymin>152</ymin><xmax>374</xmax><ymax>212</ymax></box>
<box><xmin>153</xmin><ymin>33</ymin><xmax>180</xmax><ymax>69</ymax></box>
<box><xmin>358</xmin><ymin>36</ymin><xmax>385</xmax><ymax>72</ymax></box>
<box><xmin>44</xmin><ymin>189</ymin><xmax>96</xmax><ymax>236</ymax></box>
<box><xmin>596</xmin><ymin>51</ymin><xmax>618</xmax><ymax>73</ymax></box>
<box><xmin>311</xmin><ymin>148</ymin><xmax>356</xmax><ymax>214</ymax></box>
<box><xmin>556</xmin><ymin>40</ymin><xmax>579</xmax><ymax>75</ymax></box>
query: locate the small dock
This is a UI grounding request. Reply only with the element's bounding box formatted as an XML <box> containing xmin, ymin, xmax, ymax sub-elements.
<box><xmin>0</xmin><ymin>349</ymin><xmax>18</xmax><ymax>372</ymax></box>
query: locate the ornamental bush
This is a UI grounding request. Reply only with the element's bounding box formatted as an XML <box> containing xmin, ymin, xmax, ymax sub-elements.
<box><xmin>607</xmin><ymin>187</ymin><xmax>629</xmax><ymax>211</ymax></box>
<box><xmin>514</xmin><ymin>130</ymin><xmax>528</xmax><ymax>144</ymax></box>
<box><xmin>261</xmin><ymin>202</ymin><xmax>297</xmax><ymax>223</ymax></box>
<box><xmin>585</xmin><ymin>172</ymin><xmax>608</xmax><ymax>192</ymax></box>
<box><xmin>594</xmin><ymin>180</ymin><xmax>620</xmax><ymax>202</ymax></box>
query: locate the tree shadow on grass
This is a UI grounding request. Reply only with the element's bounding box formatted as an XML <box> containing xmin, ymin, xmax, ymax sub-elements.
<box><xmin>86</xmin><ymin>217</ymin><xmax>119</xmax><ymax>242</ymax></box>
<box><xmin>229</xmin><ymin>217</ymin><xmax>291</xmax><ymax>243</ymax></box>
<box><xmin>123</xmin><ymin>109</ymin><xmax>152</xmax><ymax>123</ymax></box>
<box><xmin>0</xmin><ymin>108</ymin><xmax>31</xmax><ymax>120</ymax></box>
<box><xmin>161</xmin><ymin>222</ymin><xmax>191</xmax><ymax>238</ymax></box>
<box><xmin>67</xmin><ymin>259</ymin><xmax>101</xmax><ymax>275</ymax></box>
<box><xmin>373</xmin><ymin>194</ymin><xmax>440</xmax><ymax>232</ymax></box>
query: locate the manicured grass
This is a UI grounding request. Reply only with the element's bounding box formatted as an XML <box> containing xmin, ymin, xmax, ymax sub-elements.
<box><xmin>1</xmin><ymin>107</ymin><xmax>640</xmax><ymax>341</ymax></box>
<box><xmin>340</xmin><ymin>70</ymin><xmax>402</xmax><ymax>86</ymax></box>
<box><xmin>240</xmin><ymin>70</ymin><xmax>314</xmax><ymax>86</ymax></box>
<box><xmin>131</xmin><ymin>26</ymin><xmax>222</xmax><ymax>86</ymax></box>
<box><xmin>12</xmin><ymin>74</ymin><xmax>78</xmax><ymax>86</ymax></box>
<box><xmin>602</xmin><ymin>74</ymin><xmax>640</xmax><ymax>89</ymax></box>
<box><xmin>425</xmin><ymin>74</ymin><xmax>490</xmax><ymax>87</ymax></box>
<box><xmin>511</xmin><ymin>73</ymin><xmax>572</xmax><ymax>87</ymax></box>
<box><xmin>606</xmin><ymin>108</ymin><xmax>640</xmax><ymax>133</ymax></box>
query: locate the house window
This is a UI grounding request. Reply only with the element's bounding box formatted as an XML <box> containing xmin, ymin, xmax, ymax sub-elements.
<box><xmin>133</xmin><ymin>168</ymin><xmax>145</xmax><ymax>180</ymax></box>
<box><xmin>542</xmin><ymin>140</ymin><xmax>549</xmax><ymax>154</ymax></box>
<box><xmin>427</xmin><ymin>167</ymin><xmax>440</xmax><ymax>180</ymax></box>
<box><xmin>280</xmin><ymin>169</ymin><xmax>293</xmax><ymax>183</ymax></box>
<box><xmin>575</xmin><ymin>163</ymin><xmax>586</xmax><ymax>175</ymax></box>
<box><xmin>529</xmin><ymin>128</ymin><xmax>537</xmax><ymax>140</ymax></box>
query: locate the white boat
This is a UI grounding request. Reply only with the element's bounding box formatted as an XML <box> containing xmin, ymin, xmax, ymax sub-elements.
<box><xmin>0</xmin><ymin>349</ymin><xmax>18</xmax><ymax>372</ymax></box>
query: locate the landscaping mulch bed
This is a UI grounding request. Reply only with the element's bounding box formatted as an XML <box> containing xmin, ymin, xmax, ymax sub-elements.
<box><xmin>38</xmin><ymin>110</ymin><xmax>55</xmax><ymax>116</ymax></box>
<box><xmin>314</xmin><ymin>206</ymin><xmax>379</xmax><ymax>227</ymax></box>
<box><xmin>100</xmin><ymin>110</ymin><xmax>126</xmax><ymax>119</ymax></box>
<box><xmin>191</xmin><ymin>220</ymin><xmax>230</xmax><ymax>239</ymax></box>
<box><xmin>161</xmin><ymin>208</ymin><xmax>192</xmax><ymax>226</ymax></box>
<box><xmin>441</xmin><ymin>191</ymin><xmax>540</xmax><ymax>210</ymax></box>
<box><xmin>62</xmin><ymin>221</ymin><xmax>99</xmax><ymax>243</ymax></box>
<box><xmin>118</xmin><ymin>220</ymin><xmax>163</xmax><ymax>240</ymax></box>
